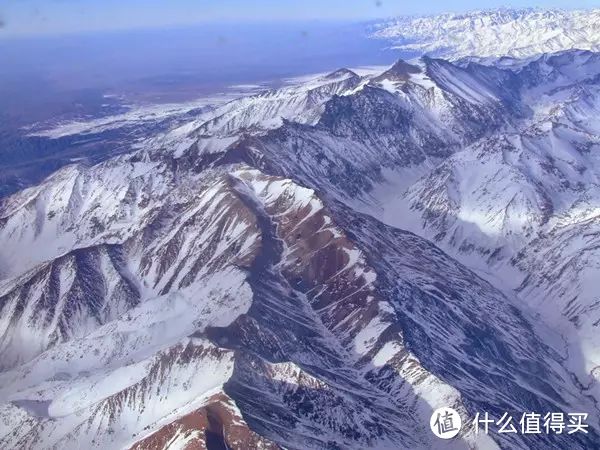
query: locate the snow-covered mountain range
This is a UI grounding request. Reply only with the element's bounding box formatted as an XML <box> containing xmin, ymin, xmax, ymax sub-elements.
<box><xmin>2</xmin><ymin>17</ymin><xmax>600</xmax><ymax>449</ymax></box>
<box><xmin>373</xmin><ymin>8</ymin><xmax>600</xmax><ymax>60</ymax></box>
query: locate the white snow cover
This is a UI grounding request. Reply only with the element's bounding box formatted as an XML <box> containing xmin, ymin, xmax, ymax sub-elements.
<box><xmin>27</xmin><ymin>95</ymin><xmax>235</xmax><ymax>139</ymax></box>
<box><xmin>373</xmin><ymin>8</ymin><xmax>600</xmax><ymax>60</ymax></box>
<box><xmin>0</xmin><ymin>269</ymin><xmax>252</xmax><ymax>449</ymax></box>
<box><xmin>358</xmin><ymin>50</ymin><xmax>600</xmax><ymax>411</ymax></box>
<box><xmin>2</xmin><ymin>34</ymin><xmax>600</xmax><ymax>448</ymax></box>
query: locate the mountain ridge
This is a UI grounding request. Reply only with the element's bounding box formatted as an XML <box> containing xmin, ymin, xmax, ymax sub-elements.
<box><xmin>372</xmin><ymin>8</ymin><xmax>600</xmax><ymax>60</ymax></box>
<box><xmin>2</xmin><ymin>48</ymin><xmax>600</xmax><ymax>448</ymax></box>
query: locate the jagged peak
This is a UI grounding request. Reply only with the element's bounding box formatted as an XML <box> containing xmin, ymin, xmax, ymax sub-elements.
<box><xmin>375</xmin><ymin>59</ymin><xmax>421</xmax><ymax>82</ymax></box>
<box><xmin>321</xmin><ymin>68</ymin><xmax>359</xmax><ymax>80</ymax></box>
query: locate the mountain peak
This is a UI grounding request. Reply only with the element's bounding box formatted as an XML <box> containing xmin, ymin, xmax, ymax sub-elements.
<box><xmin>372</xmin><ymin>59</ymin><xmax>421</xmax><ymax>83</ymax></box>
<box><xmin>322</xmin><ymin>68</ymin><xmax>358</xmax><ymax>80</ymax></box>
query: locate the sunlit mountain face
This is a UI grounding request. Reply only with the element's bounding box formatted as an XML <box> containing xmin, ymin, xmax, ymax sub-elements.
<box><xmin>1</xmin><ymin>7</ymin><xmax>600</xmax><ymax>450</ymax></box>
<box><xmin>373</xmin><ymin>8</ymin><xmax>600</xmax><ymax>59</ymax></box>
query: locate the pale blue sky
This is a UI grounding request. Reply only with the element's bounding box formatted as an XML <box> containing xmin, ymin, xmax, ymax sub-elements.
<box><xmin>1</xmin><ymin>0</ymin><xmax>600</xmax><ymax>36</ymax></box>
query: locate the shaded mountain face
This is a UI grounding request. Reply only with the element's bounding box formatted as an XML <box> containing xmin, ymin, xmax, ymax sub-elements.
<box><xmin>1</xmin><ymin>51</ymin><xmax>600</xmax><ymax>449</ymax></box>
<box><xmin>371</xmin><ymin>60</ymin><xmax>422</xmax><ymax>83</ymax></box>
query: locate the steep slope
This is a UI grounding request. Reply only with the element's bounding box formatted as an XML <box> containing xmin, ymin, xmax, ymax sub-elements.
<box><xmin>0</xmin><ymin>158</ymin><xmax>479</xmax><ymax>449</ymax></box>
<box><xmin>3</xmin><ymin>151</ymin><xmax>597</xmax><ymax>448</ymax></box>
<box><xmin>143</xmin><ymin>69</ymin><xmax>363</xmax><ymax>159</ymax></box>
<box><xmin>0</xmin><ymin>158</ymin><xmax>261</xmax><ymax>369</ymax></box>
<box><xmin>0</xmin><ymin>244</ymin><xmax>141</xmax><ymax>371</ymax></box>
<box><xmin>378</xmin><ymin>52</ymin><xmax>600</xmax><ymax>395</ymax></box>
<box><xmin>227</xmin><ymin>56</ymin><xmax>522</xmax><ymax>210</ymax></box>
<box><xmin>2</xmin><ymin>49</ymin><xmax>600</xmax><ymax>449</ymax></box>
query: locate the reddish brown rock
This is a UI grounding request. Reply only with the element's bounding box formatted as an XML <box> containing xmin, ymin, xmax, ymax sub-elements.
<box><xmin>130</xmin><ymin>393</ymin><xmax>279</xmax><ymax>450</ymax></box>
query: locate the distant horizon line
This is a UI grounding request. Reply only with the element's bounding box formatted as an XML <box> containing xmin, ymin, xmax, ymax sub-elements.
<box><xmin>0</xmin><ymin>5</ymin><xmax>597</xmax><ymax>41</ymax></box>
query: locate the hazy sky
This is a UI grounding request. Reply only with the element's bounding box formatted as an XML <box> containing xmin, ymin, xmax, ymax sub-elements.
<box><xmin>1</xmin><ymin>0</ymin><xmax>600</xmax><ymax>37</ymax></box>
